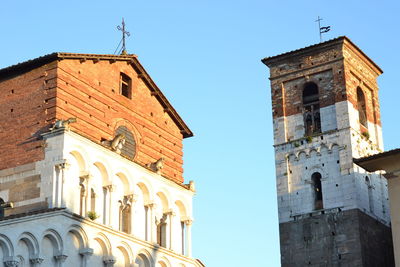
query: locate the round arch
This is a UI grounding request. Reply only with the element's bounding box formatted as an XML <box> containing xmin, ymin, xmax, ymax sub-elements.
<box><xmin>41</xmin><ymin>229</ymin><xmax>63</xmax><ymax>254</ymax></box>
<box><xmin>0</xmin><ymin>234</ymin><xmax>14</xmax><ymax>258</ymax></box>
<box><xmin>93</xmin><ymin>232</ymin><xmax>111</xmax><ymax>256</ymax></box>
<box><xmin>18</xmin><ymin>232</ymin><xmax>39</xmax><ymax>257</ymax></box>
<box><xmin>65</xmin><ymin>225</ymin><xmax>89</xmax><ymax>249</ymax></box>
<box><xmin>134</xmin><ymin>249</ymin><xmax>153</xmax><ymax>267</ymax></box>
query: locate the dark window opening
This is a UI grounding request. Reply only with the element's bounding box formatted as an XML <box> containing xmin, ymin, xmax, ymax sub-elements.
<box><xmin>312</xmin><ymin>172</ymin><xmax>323</xmax><ymax>210</ymax></box>
<box><xmin>120</xmin><ymin>73</ymin><xmax>132</xmax><ymax>99</ymax></box>
<box><xmin>0</xmin><ymin>198</ymin><xmax>4</xmax><ymax>218</ymax></box>
<box><xmin>357</xmin><ymin>87</ymin><xmax>368</xmax><ymax>129</ymax></box>
<box><xmin>157</xmin><ymin>217</ymin><xmax>167</xmax><ymax>247</ymax></box>
<box><xmin>303</xmin><ymin>82</ymin><xmax>321</xmax><ymax>136</ymax></box>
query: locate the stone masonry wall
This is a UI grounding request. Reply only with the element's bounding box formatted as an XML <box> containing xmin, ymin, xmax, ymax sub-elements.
<box><xmin>279</xmin><ymin>209</ymin><xmax>394</xmax><ymax>267</ymax></box>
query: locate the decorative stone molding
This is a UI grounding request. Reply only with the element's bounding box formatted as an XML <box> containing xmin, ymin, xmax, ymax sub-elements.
<box><xmin>184</xmin><ymin>219</ymin><xmax>193</xmax><ymax>226</ymax></box>
<box><xmin>146</xmin><ymin>157</ymin><xmax>164</xmax><ymax>174</ymax></box>
<box><xmin>3</xmin><ymin>257</ymin><xmax>19</xmax><ymax>267</ymax></box>
<box><xmin>54</xmin><ymin>254</ymin><xmax>68</xmax><ymax>263</ymax></box>
<box><xmin>79</xmin><ymin>247</ymin><xmax>94</xmax><ymax>256</ymax></box>
<box><xmin>105</xmin><ymin>184</ymin><xmax>117</xmax><ymax>192</ymax></box>
<box><xmin>103</xmin><ymin>256</ymin><xmax>116</xmax><ymax>267</ymax></box>
<box><xmin>55</xmin><ymin>161</ymin><xmax>70</xmax><ymax>171</ymax></box>
<box><xmin>29</xmin><ymin>257</ymin><xmax>44</xmax><ymax>266</ymax></box>
<box><xmin>188</xmin><ymin>180</ymin><xmax>196</xmax><ymax>192</ymax></box>
<box><xmin>165</xmin><ymin>209</ymin><xmax>176</xmax><ymax>216</ymax></box>
<box><xmin>80</xmin><ymin>173</ymin><xmax>92</xmax><ymax>181</ymax></box>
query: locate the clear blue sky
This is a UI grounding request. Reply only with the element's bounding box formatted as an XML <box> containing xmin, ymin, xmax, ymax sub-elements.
<box><xmin>1</xmin><ymin>1</ymin><xmax>400</xmax><ymax>266</ymax></box>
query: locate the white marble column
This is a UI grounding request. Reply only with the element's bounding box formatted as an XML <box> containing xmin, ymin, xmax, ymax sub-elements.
<box><xmin>166</xmin><ymin>210</ymin><xmax>175</xmax><ymax>250</ymax></box>
<box><xmin>107</xmin><ymin>184</ymin><xmax>116</xmax><ymax>227</ymax></box>
<box><xmin>55</xmin><ymin>161</ymin><xmax>70</xmax><ymax>208</ymax></box>
<box><xmin>102</xmin><ymin>186</ymin><xmax>109</xmax><ymax>224</ymax></box>
<box><xmin>184</xmin><ymin>219</ymin><xmax>193</xmax><ymax>257</ymax></box>
<box><xmin>130</xmin><ymin>194</ymin><xmax>138</xmax><ymax>234</ymax></box>
<box><xmin>145</xmin><ymin>202</ymin><xmax>157</xmax><ymax>243</ymax></box>
<box><xmin>83</xmin><ymin>174</ymin><xmax>92</xmax><ymax>216</ymax></box>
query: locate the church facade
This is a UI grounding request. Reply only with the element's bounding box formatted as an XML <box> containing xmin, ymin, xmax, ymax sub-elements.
<box><xmin>262</xmin><ymin>37</ymin><xmax>395</xmax><ymax>266</ymax></box>
<box><xmin>0</xmin><ymin>53</ymin><xmax>203</xmax><ymax>267</ymax></box>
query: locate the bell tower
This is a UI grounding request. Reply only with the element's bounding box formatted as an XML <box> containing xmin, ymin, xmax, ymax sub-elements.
<box><xmin>262</xmin><ymin>37</ymin><xmax>394</xmax><ymax>266</ymax></box>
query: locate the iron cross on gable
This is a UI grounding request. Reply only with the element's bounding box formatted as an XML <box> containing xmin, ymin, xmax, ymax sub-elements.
<box><xmin>117</xmin><ymin>18</ymin><xmax>131</xmax><ymax>55</ymax></box>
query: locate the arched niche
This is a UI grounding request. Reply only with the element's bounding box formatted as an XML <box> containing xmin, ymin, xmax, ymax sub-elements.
<box><xmin>302</xmin><ymin>82</ymin><xmax>321</xmax><ymax>135</ymax></box>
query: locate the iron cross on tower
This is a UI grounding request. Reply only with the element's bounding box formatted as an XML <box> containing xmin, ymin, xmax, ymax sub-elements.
<box><xmin>117</xmin><ymin>18</ymin><xmax>130</xmax><ymax>55</ymax></box>
<box><xmin>315</xmin><ymin>16</ymin><xmax>331</xmax><ymax>43</ymax></box>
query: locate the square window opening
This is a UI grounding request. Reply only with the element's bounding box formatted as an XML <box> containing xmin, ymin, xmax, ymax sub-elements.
<box><xmin>120</xmin><ymin>73</ymin><xmax>132</xmax><ymax>99</ymax></box>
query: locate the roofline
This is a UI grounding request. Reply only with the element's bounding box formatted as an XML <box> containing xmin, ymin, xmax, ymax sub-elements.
<box><xmin>0</xmin><ymin>52</ymin><xmax>193</xmax><ymax>138</ymax></box>
<box><xmin>354</xmin><ymin>148</ymin><xmax>400</xmax><ymax>165</ymax></box>
<box><xmin>261</xmin><ymin>36</ymin><xmax>383</xmax><ymax>74</ymax></box>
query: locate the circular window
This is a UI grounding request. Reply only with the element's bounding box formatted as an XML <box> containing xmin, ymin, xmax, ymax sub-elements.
<box><xmin>115</xmin><ymin>126</ymin><xmax>136</xmax><ymax>160</ymax></box>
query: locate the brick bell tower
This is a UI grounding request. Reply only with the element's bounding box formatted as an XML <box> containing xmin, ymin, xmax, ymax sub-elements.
<box><xmin>262</xmin><ymin>37</ymin><xmax>395</xmax><ymax>266</ymax></box>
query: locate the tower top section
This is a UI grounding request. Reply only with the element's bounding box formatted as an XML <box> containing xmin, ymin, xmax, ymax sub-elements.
<box><xmin>262</xmin><ymin>36</ymin><xmax>382</xmax><ymax>78</ymax></box>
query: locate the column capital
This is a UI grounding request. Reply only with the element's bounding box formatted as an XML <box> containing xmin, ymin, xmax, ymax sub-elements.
<box><xmin>29</xmin><ymin>257</ymin><xmax>44</xmax><ymax>265</ymax></box>
<box><xmin>165</xmin><ymin>209</ymin><xmax>176</xmax><ymax>216</ymax></box>
<box><xmin>55</xmin><ymin>160</ymin><xmax>70</xmax><ymax>171</ymax></box>
<box><xmin>103</xmin><ymin>256</ymin><xmax>116</xmax><ymax>266</ymax></box>
<box><xmin>54</xmin><ymin>254</ymin><xmax>68</xmax><ymax>263</ymax></box>
<box><xmin>184</xmin><ymin>218</ymin><xmax>193</xmax><ymax>225</ymax></box>
<box><xmin>145</xmin><ymin>202</ymin><xmax>156</xmax><ymax>209</ymax></box>
<box><xmin>3</xmin><ymin>257</ymin><xmax>19</xmax><ymax>267</ymax></box>
<box><xmin>79</xmin><ymin>247</ymin><xmax>94</xmax><ymax>256</ymax></box>
<box><xmin>80</xmin><ymin>173</ymin><xmax>93</xmax><ymax>181</ymax></box>
<box><xmin>104</xmin><ymin>184</ymin><xmax>117</xmax><ymax>192</ymax></box>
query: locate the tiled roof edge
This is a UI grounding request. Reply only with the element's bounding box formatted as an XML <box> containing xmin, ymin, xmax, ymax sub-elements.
<box><xmin>261</xmin><ymin>36</ymin><xmax>383</xmax><ymax>74</ymax></box>
<box><xmin>0</xmin><ymin>52</ymin><xmax>193</xmax><ymax>138</ymax></box>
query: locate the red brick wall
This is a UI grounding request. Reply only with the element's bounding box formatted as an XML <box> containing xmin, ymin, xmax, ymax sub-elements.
<box><xmin>268</xmin><ymin>40</ymin><xmax>381</xmax><ymax>127</ymax></box>
<box><xmin>56</xmin><ymin>59</ymin><xmax>185</xmax><ymax>183</ymax></box>
<box><xmin>0</xmin><ymin>63</ymin><xmax>57</xmax><ymax>170</ymax></box>
<box><xmin>269</xmin><ymin>43</ymin><xmax>346</xmax><ymax>119</ymax></box>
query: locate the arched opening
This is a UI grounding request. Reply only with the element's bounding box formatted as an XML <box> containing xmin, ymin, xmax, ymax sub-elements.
<box><xmin>174</xmin><ymin>200</ymin><xmax>187</xmax><ymax>254</ymax></box>
<box><xmin>357</xmin><ymin>87</ymin><xmax>368</xmax><ymax>129</ymax></box>
<box><xmin>311</xmin><ymin>172</ymin><xmax>323</xmax><ymax>210</ymax></box>
<box><xmin>155</xmin><ymin>192</ymin><xmax>169</xmax><ymax>248</ymax></box>
<box><xmin>119</xmin><ymin>200</ymin><xmax>131</xmax><ymax>234</ymax></box>
<box><xmin>135</xmin><ymin>253</ymin><xmax>151</xmax><ymax>267</ymax></box>
<box><xmin>303</xmin><ymin>82</ymin><xmax>321</xmax><ymax>136</ymax></box>
<box><xmin>157</xmin><ymin>219</ymin><xmax>167</xmax><ymax>247</ymax></box>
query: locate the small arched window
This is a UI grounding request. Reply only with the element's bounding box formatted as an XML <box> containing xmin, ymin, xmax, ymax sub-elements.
<box><xmin>303</xmin><ymin>82</ymin><xmax>321</xmax><ymax>136</ymax></box>
<box><xmin>357</xmin><ymin>87</ymin><xmax>368</xmax><ymax>129</ymax></box>
<box><xmin>311</xmin><ymin>172</ymin><xmax>323</xmax><ymax>210</ymax></box>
